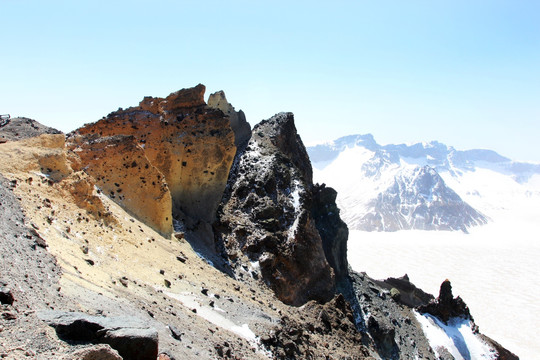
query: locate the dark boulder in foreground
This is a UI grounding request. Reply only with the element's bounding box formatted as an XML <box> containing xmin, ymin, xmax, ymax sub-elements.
<box><xmin>38</xmin><ymin>311</ymin><xmax>158</xmax><ymax>360</ymax></box>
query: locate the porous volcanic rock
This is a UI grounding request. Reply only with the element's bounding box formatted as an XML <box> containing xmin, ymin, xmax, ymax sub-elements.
<box><xmin>68</xmin><ymin>85</ymin><xmax>237</xmax><ymax>236</ymax></box>
<box><xmin>215</xmin><ymin>112</ymin><xmax>335</xmax><ymax>306</ymax></box>
<box><xmin>417</xmin><ymin>279</ymin><xmax>471</xmax><ymax>323</ymax></box>
<box><xmin>68</xmin><ymin>134</ymin><xmax>172</xmax><ymax>235</ymax></box>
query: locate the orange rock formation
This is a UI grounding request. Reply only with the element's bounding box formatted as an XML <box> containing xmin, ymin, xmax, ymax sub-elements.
<box><xmin>67</xmin><ymin>85</ymin><xmax>238</xmax><ymax>236</ymax></box>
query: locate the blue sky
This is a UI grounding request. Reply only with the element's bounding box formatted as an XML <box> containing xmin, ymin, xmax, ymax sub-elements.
<box><xmin>2</xmin><ymin>1</ymin><xmax>539</xmax><ymax>161</ymax></box>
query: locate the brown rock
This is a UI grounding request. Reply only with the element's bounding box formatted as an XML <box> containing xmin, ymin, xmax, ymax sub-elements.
<box><xmin>68</xmin><ymin>84</ymin><xmax>237</xmax><ymax>237</ymax></box>
<box><xmin>417</xmin><ymin>279</ymin><xmax>472</xmax><ymax>323</ymax></box>
<box><xmin>68</xmin><ymin>134</ymin><xmax>172</xmax><ymax>235</ymax></box>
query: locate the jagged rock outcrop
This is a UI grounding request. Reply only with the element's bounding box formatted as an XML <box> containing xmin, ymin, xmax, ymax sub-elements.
<box><xmin>0</xmin><ymin>87</ymin><xmax>521</xmax><ymax>360</ymax></box>
<box><xmin>260</xmin><ymin>294</ymin><xmax>370</xmax><ymax>359</ymax></box>
<box><xmin>208</xmin><ymin>90</ymin><xmax>251</xmax><ymax>146</ymax></box>
<box><xmin>68</xmin><ymin>84</ymin><xmax>237</xmax><ymax>236</ymax></box>
<box><xmin>216</xmin><ymin>112</ymin><xmax>335</xmax><ymax>306</ymax></box>
<box><xmin>311</xmin><ymin>184</ymin><xmax>349</xmax><ymax>287</ymax></box>
<box><xmin>417</xmin><ymin>279</ymin><xmax>471</xmax><ymax>323</ymax></box>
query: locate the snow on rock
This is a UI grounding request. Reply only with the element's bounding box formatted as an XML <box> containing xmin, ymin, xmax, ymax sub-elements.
<box><xmin>414</xmin><ymin>311</ymin><xmax>497</xmax><ymax>360</ymax></box>
<box><xmin>309</xmin><ymin>134</ymin><xmax>540</xmax><ymax>232</ymax></box>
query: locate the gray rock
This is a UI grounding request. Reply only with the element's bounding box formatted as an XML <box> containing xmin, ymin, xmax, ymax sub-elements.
<box><xmin>0</xmin><ymin>117</ymin><xmax>61</xmax><ymax>143</ymax></box>
<box><xmin>38</xmin><ymin>311</ymin><xmax>158</xmax><ymax>360</ymax></box>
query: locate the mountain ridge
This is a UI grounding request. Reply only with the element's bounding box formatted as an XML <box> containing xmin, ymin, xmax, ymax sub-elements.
<box><xmin>0</xmin><ymin>87</ymin><xmax>518</xmax><ymax>359</ymax></box>
<box><xmin>309</xmin><ymin>133</ymin><xmax>539</xmax><ymax>233</ymax></box>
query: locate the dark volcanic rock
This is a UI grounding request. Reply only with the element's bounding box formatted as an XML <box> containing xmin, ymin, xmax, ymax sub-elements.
<box><xmin>417</xmin><ymin>279</ymin><xmax>472</xmax><ymax>323</ymax></box>
<box><xmin>374</xmin><ymin>274</ymin><xmax>434</xmax><ymax>308</ymax></box>
<box><xmin>0</xmin><ymin>286</ymin><xmax>14</xmax><ymax>305</ymax></box>
<box><xmin>311</xmin><ymin>184</ymin><xmax>349</xmax><ymax>287</ymax></box>
<box><xmin>0</xmin><ymin>117</ymin><xmax>62</xmax><ymax>143</ymax></box>
<box><xmin>38</xmin><ymin>311</ymin><xmax>158</xmax><ymax>360</ymax></box>
<box><xmin>216</xmin><ymin>112</ymin><xmax>335</xmax><ymax>306</ymax></box>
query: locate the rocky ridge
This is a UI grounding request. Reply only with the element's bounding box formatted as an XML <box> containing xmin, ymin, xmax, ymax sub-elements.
<box><xmin>0</xmin><ymin>85</ymin><xmax>518</xmax><ymax>359</ymax></box>
<box><xmin>215</xmin><ymin>112</ymin><xmax>335</xmax><ymax>306</ymax></box>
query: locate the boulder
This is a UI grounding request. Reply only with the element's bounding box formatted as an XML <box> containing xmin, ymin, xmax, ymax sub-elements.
<box><xmin>38</xmin><ymin>311</ymin><xmax>158</xmax><ymax>360</ymax></box>
<box><xmin>0</xmin><ymin>286</ymin><xmax>14</xmax><ymax>305</ymax></box>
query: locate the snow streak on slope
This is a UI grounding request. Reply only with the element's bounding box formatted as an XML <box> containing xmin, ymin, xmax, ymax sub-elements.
<box><xmin>414</xmin><ymin>312</ymin><xmax>496</xmax><ymax>360</ymax></box>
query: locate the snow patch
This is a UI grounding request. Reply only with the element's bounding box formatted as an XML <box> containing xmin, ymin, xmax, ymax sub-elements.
<box><xmin>414</xmin><ymin>312</ymin><xmax>496</xmax><ymax>360</ymax></box>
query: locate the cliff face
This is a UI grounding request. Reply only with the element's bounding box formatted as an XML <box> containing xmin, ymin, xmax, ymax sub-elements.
<box><xmin>216</xmin><ymin>112</ymin><xmax>337</xmax><ymax>306</ymax></box>
<box><xmin>68</xmin><ymin>85</ymin><xmax>237</xmax><ymax>235</ymax></box>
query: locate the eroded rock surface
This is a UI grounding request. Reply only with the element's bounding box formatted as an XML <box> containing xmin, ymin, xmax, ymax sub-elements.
<box><xmin>0</xmin><ymin>117</ymin><xmax>61</xmax><ymax>143</ymax></box>
<box><xmin>417</xmin><ymin>279</ymin><xmax>471</xmax><ymax>323</ymax></box>
<box><xmin>216</xmin><ymin>112</ymin><xmax>335</xmax><ymax>306</ymax></box>
<box><xmin>311</xmin><ymin>184</ymin><xmax>349</xmax><ymax>287</ymax></box>
<box><xmin>69</xmin><ymin>134</ymin><xmax>172</xmax><ymax>235</ymax></box>
<box><xmin>68</xmin><ymin>84</ymin><xmax>237</xmax><ymax>236</ymax></box>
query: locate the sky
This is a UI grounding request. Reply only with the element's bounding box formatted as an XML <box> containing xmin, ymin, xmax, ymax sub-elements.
<box><xmin>1</xmin><ymin>1</ymin><xmax>539</xmax><ymax>161</ymax></box>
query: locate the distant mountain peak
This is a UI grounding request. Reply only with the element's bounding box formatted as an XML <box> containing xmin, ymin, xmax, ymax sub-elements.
<box><xmin>307</xmin><ymin>134</ymin><xmax>540</xmax><ymax>232</ymax></box>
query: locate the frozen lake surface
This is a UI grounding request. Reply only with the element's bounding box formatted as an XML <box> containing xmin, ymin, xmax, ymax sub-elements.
<box><xmin>348</xmin><ymin>221</ymin><xmax>540</xmax><ymax>359</ymax></box>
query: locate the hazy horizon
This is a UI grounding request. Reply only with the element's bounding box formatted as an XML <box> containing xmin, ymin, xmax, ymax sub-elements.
<box><xmin>2</xmin><ymin>1</ymin><xmax>539</xmax><ymax>161</ymax></box>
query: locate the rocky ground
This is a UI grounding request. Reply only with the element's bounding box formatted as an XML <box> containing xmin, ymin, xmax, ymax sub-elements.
<box><xmin>0</xmin><ymin>87</ymin><xmax>519</xmax><ymax>360</ymax></box>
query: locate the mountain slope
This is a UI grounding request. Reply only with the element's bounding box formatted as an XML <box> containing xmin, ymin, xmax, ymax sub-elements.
<box><xmin>0</xmin><ymin>87</ymin><xmax>519</xmax><ymax>359</ymax></box>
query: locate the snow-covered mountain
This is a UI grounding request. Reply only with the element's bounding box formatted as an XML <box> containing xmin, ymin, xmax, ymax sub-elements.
<box><xmin>308</xmin><ymin>134</ymin><xmax>540</xmax><ymax>232</ymax></box>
